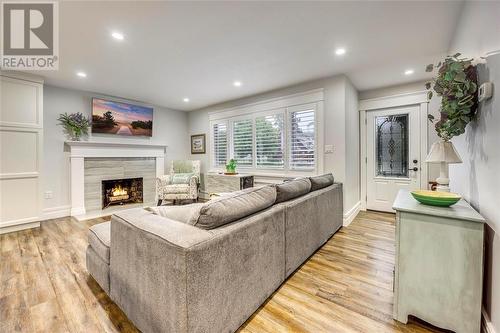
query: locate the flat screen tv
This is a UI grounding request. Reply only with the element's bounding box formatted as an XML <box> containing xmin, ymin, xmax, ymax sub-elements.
<box><xmin>91</xmin><ymin>98</ymin><xmax>153</xmax><ymax>137</ymax></box>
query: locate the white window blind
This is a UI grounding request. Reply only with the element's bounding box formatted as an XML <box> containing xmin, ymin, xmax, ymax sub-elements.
<box><xmin>256</xmin><ymin>114</ymin><xmax>284</xmax><ymax>168</ymax></box>
<box><xmin>212</xmin><ymin>122</ymin><xmax>228</xmax><ymax>167</ymax></box>
<box><xmin>232</xmin><ymin>119</ymin><xmax>253</xmax><ymax>166</ymax></box>
<box><xmin>289</xmin><ymin>109</ymin><xmax>315</xmax><ymax>170</ymax></box>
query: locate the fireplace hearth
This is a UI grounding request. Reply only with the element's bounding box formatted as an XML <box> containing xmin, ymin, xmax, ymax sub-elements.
<box><xmin>102</xmin><ymin>177</ymin><xmax>143</xmax><ymax>209</ymax></box>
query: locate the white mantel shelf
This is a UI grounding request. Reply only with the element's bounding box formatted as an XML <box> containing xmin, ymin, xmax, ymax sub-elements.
<box><xmin>65</xmin><ymin>140</ymin><xmax>166</xmax><ymax>216</ymax></box>
<box><xmin>65</xmin><ymin>140</ymin><xmax>167</xmax><ymax>158</ymax></box>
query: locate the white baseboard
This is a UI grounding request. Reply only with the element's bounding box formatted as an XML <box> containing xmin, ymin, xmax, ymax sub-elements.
<box><xmin>0</xmin><ymin>221</ymin><xmax>40</xmax><ymax>235</ymax></box>
<box><xmin>41</xmin><ymin>205</ymin><xmax>71</xmax><ymax>220</ymax></box>
<box><xmin>483</xmin><ymin>307</ymin><xmax>497</xmax><ymax>333</ymax></box>
<box><xmin>343</xmin><ymin>201</ymin><xmax>361</xmax><ymax>227</ymax></box>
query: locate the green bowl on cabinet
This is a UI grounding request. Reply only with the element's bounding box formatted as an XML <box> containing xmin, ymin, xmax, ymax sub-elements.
<box><xmin>411</xmin><ymin>190</ymin><xmax>461</xmax><ymax>207</ymax></box>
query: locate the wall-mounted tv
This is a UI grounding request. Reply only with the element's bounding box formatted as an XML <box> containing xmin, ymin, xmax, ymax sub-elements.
<box><xmin>91</xmin><ymin>98</ymin><xmax>153</xmax><ymax>137</ymax></box>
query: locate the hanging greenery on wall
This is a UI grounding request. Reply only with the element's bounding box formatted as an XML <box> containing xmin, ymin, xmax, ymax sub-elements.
<box><xmin>425</xmin><ymin>53</ymin><xmax>478</xmax><ymax>141</ymax></box>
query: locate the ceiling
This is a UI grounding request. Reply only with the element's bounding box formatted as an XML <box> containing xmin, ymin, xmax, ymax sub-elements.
<box><xmin>28</xmin><ymin>1</ymin><xmax>463</xmax><ymax>111</ymax></box>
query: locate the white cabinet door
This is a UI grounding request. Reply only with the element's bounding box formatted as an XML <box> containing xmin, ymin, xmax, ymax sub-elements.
<box><xmin>366</xmin><ymin>105</ymin><xmax>421</xmax><ymax>212</ymax></box>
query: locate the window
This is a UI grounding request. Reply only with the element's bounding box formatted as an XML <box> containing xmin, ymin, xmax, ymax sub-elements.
<box><xmin>376</xmin><ymin>114</ymin><xmax>408</xmax><ymax>177</ymax></box>
<box><xmin>232</xmin><ymin>119</ymin><xmax>253</xmax><ymax>167</ymax></box>
<box><xmin>212</xmin><ymin>122</ymin><xmax>228</xmax><ymax>167</ymax></box>
<box><xmin>256</xmin><ymin>114</ymin><xmax>284</xmax><ymax>168</ymax></box>
<box><xmin>289</xmin><ymin>109</ymin><xmax>315</xmax><ymax>170</ymax></box>
<box><xmin>210</xmin><ymin>95</ymin><xmax>321</xmax><ymax>175</ymax></box>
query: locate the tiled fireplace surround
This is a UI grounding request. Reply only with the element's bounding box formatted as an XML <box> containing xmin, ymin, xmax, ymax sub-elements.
<box><xmin>65</xmin><ymin>141</ymin><xmax>167</xmax><ymax>218</ymax></box>
<box><xmin>85</xmin><ymin>158</ymin><xmax>154</xmax><ymax>211</ymax></box>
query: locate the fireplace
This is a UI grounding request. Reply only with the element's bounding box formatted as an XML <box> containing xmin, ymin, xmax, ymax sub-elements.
<box><xmin>102</xmin><ymin>177</ymin><xmax>143</xmax><ymax>209</ymax></box>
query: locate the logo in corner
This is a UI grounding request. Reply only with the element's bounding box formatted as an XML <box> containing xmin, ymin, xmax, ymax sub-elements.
<box><xmin>1</xmin><ymin>1</ymin><xmax>59</xmax><ymax>70</ymax></box>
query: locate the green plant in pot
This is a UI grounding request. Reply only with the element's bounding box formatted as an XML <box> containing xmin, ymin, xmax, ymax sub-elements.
<box><xmin>424</xmin><ymin>53</ymin><xmax>478</xmax><ymax>193</ymax></box>
<box><xmin>57</xmin><ymin>112</ymin><xmax>91</xmax><ymax>141</ymax></box>
<box><xmin>225</xmin><ymin>159</ymin><xmax>237</xmax><ymax>174</ymax></box>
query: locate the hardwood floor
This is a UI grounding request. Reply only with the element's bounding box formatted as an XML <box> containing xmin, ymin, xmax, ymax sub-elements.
<box><xmin>1</xmin><ymin>211</ymin><xmax>444</xmax><ymax>333</ymax></box>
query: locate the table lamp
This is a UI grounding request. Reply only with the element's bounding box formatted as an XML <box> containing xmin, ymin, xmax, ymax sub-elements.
<box><xmin>425</xmin><ymin>141</ymin><xmax>462</xmax><ymax>192</ymax></box>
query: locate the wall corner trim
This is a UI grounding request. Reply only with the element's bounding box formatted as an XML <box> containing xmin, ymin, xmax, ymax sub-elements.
<box><xmin>343</xmin><ymin>201</ymin><xmax>361</xmax><ymax>227</ymax></box>
<box><xmin>482</xmin><ymin>307</ymin><xmax>497</xmax><ymax>333</ymax></box>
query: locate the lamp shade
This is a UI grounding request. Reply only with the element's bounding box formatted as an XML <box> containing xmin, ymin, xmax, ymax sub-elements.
<box><xmin>426</xmin><ymin>140</ymin><xmax>462</xmax><ymax>164</ymax></box>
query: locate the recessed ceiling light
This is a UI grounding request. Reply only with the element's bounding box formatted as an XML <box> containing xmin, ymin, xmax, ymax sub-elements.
<box><xmin>404</xmin><ymin>69</ymin><xmax>415</xmax><ymax>75</ymax></box>
<box><xmin>233</xmin><ymin>81</ymin><xmax>242</xmax><ymax>87</ymax></box>
<box><xmin>183</xmin><ymin>97</ymin><xmax>190</xmax><ymax>102</ymax></box>
<box><xmin>76</xmin><ymin>71</ymin><xmax>87</xmax><ymax>78</ymax></box>
<box><xmin>335</xmin><ymin>48</ymin><xmax>346</xmax><ymax>56</ymax></box>
<box><xmin>111</xmin><ymin>31</ymin><xmax>124</xmax><ymax>40</ymax></box>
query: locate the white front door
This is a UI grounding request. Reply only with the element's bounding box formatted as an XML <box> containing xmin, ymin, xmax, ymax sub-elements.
<box><xmin>366</xmin><ymin>105</ymin><xmax>421</xmax><ymax>212</ymax></box>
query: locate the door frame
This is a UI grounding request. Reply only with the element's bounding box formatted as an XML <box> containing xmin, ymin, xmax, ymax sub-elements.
<box><xmin>359</xmin><ymin>91</ymin><xmax>429</xmax><ymax>211</ymax></box>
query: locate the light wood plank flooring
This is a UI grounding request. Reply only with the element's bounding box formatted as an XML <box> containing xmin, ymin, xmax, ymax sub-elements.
<box><xmin>1</xmin><ymin>211</ymin><xmax>444</xmax><ymax>333</ymax></box>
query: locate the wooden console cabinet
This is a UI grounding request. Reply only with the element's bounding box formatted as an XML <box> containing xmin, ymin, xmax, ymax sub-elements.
<box><xmin>392</xmin><ymin>190</ymin><xmax>485</xmax><ymax>333</ymax></box>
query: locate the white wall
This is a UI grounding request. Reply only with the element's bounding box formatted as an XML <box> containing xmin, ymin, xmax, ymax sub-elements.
<box><xmin>188</xmin><ymin>74</ymin><xmax>360</xmax><ymax>215</ymax></box>
<box><xmin>42</xmin><ymin>85</ymin><xmax>189</xmax><ymax>216</ymax></box>
<box><xmin>448</xmin><ymin>2</ymin><xmax>500</xmax><ymax>331</ymax></box>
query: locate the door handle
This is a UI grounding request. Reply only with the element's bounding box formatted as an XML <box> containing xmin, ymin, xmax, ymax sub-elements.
<box><xmin>409</xmin><ymin>167</ymin><xmax>419</xmax><ymax>172</ymax></box>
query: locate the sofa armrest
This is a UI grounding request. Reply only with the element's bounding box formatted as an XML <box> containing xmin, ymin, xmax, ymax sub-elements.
<box><xmin>109</xmin><ymin>208</ymin><xmax>213</xmax><ymax>332</ymax></box>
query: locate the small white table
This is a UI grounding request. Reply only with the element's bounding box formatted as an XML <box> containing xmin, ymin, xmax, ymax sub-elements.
<box><xmin>392</xmin><ymin>189</ymin><xmax>485</xmax><ymax>333</ymax></box>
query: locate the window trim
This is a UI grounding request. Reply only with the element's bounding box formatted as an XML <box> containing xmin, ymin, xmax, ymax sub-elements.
<box><xmin>209</xmin><ymin>89</ymin><xmax>324</xmax><ymax>176</ymax></box>
<box><xmin>210</xmin><ymin>120</ymin><xmax>229</xmax><ymax>168</ymax></box>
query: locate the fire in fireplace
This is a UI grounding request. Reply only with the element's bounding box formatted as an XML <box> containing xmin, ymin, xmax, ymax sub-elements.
<box><xmin>102</xmin><ymin>177</ymin><xmax>143</xmax><ymax>209</ymax></box>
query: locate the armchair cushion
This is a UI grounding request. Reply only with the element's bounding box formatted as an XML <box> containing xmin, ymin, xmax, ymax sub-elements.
<box><xmin>163</xmin><ymin>183</ymin><xmax>190</xmax><ymax>194</ymax></box>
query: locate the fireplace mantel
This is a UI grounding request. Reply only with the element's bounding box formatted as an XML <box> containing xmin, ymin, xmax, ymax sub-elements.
<box><xmin>65</xmin><ymin>140</ymin><xmax>167</xmax><ymax>158</ymax></box>
<box><xmin>65</xmin><ymin>140</ymin><xmax>166</xmax><ymax>217</ymax></box>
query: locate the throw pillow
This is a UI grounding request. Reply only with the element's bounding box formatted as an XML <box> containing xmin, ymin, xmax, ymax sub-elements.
<box><xmin>150</xmin><ymin>203</ymin><xmax>204</xmax><ymax>224</ymax></box>
<box><xmin>275</xmin><ymin>178</ymin><xmax>312</xmax><ymax>203</ymax></box>
<box><xmin>172</xmin><ymin>173</ymin><xmax>194</xmax><ymax>184</ymax></box>
<box><xmin>309</xmin><ymin>173</ymin><xmax>334</xmax><ymax>191</ymax></box>
<box><xmin>193</xmin><ymin>185</ymin><xmax>277</xmax><ymax>230</ymax></box>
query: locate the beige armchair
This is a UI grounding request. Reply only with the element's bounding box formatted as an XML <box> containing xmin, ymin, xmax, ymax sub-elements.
<box><xmin>156</xmin><ymin>160</ymin><xmax>201</xmax><ymax>205</ymax></box>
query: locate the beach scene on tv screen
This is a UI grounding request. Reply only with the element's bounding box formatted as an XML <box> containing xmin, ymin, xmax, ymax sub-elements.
<box><xmin>92</xmin><ymin>98</ymin><xmax>153</xmax><ymax>136</ymax></box>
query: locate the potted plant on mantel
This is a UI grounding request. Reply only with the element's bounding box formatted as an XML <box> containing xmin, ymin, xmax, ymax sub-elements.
<box><xmin>57</xmin><ymin>112</ymin><xmax>91</xmax><ymax>141</ymax></box>
<box><xmin>425</xmin><ymin>53</ymin><xmax>479</xmax><ymax>192</ymax></box>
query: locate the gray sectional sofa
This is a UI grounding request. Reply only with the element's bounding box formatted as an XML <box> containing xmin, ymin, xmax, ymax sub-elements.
<box><xmin>86</xmin><ymin>174</ymin><xmax>343</xmax><ymax>333</ymax></box>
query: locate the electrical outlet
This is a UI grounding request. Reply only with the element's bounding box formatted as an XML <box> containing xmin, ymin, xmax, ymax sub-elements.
<box><xmin>44</xmin><ymin>191</ymin><xmax>53</xmax><ymax>199</ymax></box>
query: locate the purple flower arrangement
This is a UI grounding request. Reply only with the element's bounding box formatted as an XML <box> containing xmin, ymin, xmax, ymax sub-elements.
<box><xmin>57</xmin><ymin>112</ymin><xmax>91</xmax><ymax>141</ymax></box>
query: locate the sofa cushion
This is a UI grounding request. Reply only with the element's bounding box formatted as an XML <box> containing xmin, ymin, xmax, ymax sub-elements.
<box><xmin>88</xmin><ymin>222</ymin><xmax>110</xmax><ymax>264</ymax></box>
<box><xmin>309</xmin><ymin>173</ymin><xmax>334</xmax><ymax>191</ymax></box>
<box><xmin>275</xmin><ymin>178</ymin><xmax>311</xmax><ymax>203</ymax></box>
<box><xmin>150</xmin><ymin>203</ymin><xmax>204</xmax><ymax>225</ymax></box>
<box><xmin>193</xmin><ymin>185</ymin><xmax>276</xmax><ymax>230</ymax></box>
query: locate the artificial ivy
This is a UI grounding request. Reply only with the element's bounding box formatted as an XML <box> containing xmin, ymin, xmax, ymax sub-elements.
<box><xmin>425</xmin><ymin>53</ymin><xmax>478</xmax><ymax>141</ymax></box>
